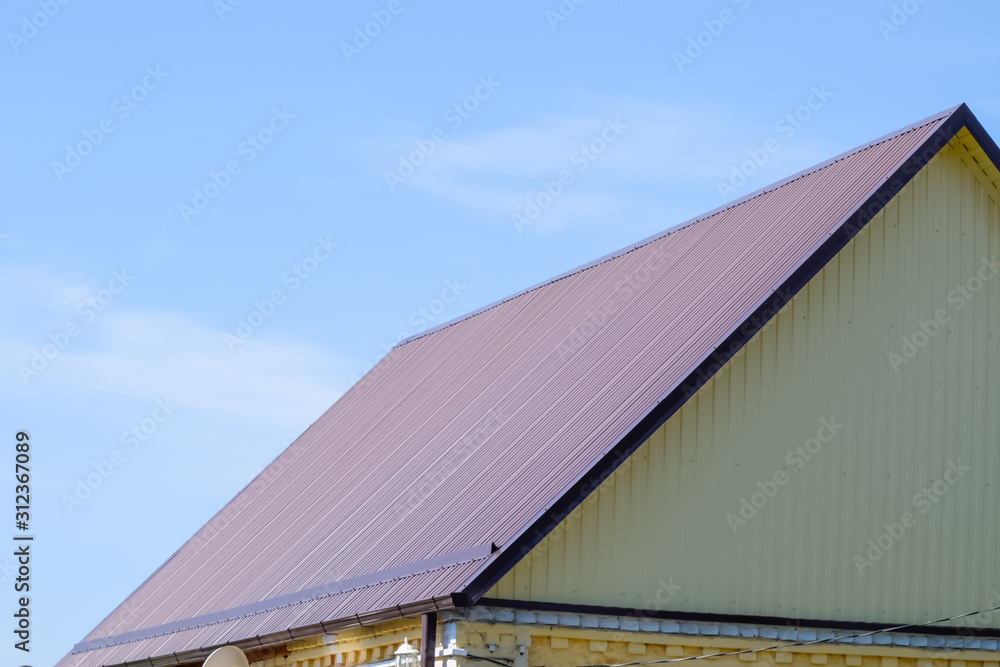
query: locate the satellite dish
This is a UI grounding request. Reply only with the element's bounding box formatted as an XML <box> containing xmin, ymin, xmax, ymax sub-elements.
<box><xmin>204</xmin><ymin>646</ymin><xmax>250</xmax><ymax>667</ymax></box>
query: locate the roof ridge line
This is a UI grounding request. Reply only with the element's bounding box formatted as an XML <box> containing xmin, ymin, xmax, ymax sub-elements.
<box><xmin>389</xmin><ymin>105</ymin><xmax>959</xmax><ymax>351</ymax></box>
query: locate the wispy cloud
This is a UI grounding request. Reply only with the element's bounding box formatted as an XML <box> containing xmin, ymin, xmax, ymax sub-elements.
<box><xmin>40</xmin><ymin>311</ymin><xmax>346</xmax><ymax>423</ymax></box>
<box><xmin>0</xmin><ymin>265</ymin><xmax>94</xmax><ymax>315</ymax></box>
<box><xmin>2</xmin><ymin>268</ymin><xmax>346</xmax><ymax>427</ymax></box>
<box><xmin>349</xmin><ymin>96</ymin><xmax>838</xmax><ymax>234</ymax></box>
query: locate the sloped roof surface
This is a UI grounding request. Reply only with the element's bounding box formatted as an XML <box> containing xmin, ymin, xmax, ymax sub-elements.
<box><xmin>60</xmin><ymin>106</ymin><xmax>981</xmax><ymax>667</ymax></box>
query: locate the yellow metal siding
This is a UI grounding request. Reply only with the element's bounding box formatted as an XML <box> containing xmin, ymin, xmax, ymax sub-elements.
<box><xmin>489</xmin><ymin>137</ymin><xmax>1000</xmax><ymax>628</ymax></box>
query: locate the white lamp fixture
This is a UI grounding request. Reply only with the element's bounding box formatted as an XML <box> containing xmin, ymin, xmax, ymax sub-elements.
<box><xmin>203</xmin><ymin>646</ymin><xmax>250</xmax><ymax>667</ymax></box>
<box><xmin>395</xmin><ymin>637</ymin><xmax>420</xmax><ymax>667</ymax></box>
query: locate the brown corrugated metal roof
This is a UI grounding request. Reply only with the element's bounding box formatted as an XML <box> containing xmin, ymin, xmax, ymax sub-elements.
<box><xmin>60</xmin><ymin>104</ymin><xmax>995</xmax><ymax>667</ymax></box>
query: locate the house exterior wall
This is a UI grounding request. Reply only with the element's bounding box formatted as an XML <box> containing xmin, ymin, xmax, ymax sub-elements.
<box><xmin>276</xmin><ymin>609</ymin><xmax>1000</xmax><ymax>667</ymax></box>
<box><xmin>486</xmin><ymin>135</ymin><xmax>1000</xmax><ymax>629</ymax></box>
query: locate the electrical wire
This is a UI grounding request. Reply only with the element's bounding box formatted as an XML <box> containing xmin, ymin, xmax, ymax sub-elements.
<box><xmin>467</xmin><ymin>654</ymin><xmax>515</xmax><ymax>667</ymax></box>
<box><xmin>586</xmin><ymin>605</ymin><xmax>1000</xmax><ymax>667</ymax></box>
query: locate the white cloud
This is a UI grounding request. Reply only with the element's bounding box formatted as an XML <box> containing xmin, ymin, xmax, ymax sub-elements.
<box><xmin>2</xmin><ymin>268</ymin><xmax>347</xmax><ymax>427</ymax></box>
<box><xmin>0</xmin><ymin>265</ymin><xmax>94</xmax><ymax>315</ymax></box>
<box><xmin>44</xmin><ymin>310</ymin><xmax>346</xmax><ymax>424</ymax></box>
<box><xmin>355</xmin><ymin>96</ymin><xmax>838</xmax><ymax>234</ymax></box>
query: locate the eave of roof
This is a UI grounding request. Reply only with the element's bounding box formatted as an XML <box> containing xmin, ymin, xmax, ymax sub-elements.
<box><xmin>72</xmin><ymin>543</ymin><xmax>496</xmax><ymax>654</ymax></box>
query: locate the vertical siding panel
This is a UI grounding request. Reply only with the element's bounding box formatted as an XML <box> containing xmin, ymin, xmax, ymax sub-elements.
<box><xmin>512</xmin><ymin>548</ymin><xmax>531</xmax><ymax>600</ymax></box>
<box><xmin>948</xmin><ymin>147</ymin><xmax>968</xmax><ymax>618</ymax></box>
<box><xmin>820</xmin><ymin>253</ymin><xmax>847</xmax><ymax>620</ymax></box>
<box><xmin>954</xmin><ymin>153</ymin><xmax>977</xmax><ymax>616</ymax></box>
<box><xmin>840</xmin><ymin>230</ymin><xmax>866</xmax><ymax>614</ymax></box>
<box><xmin>563</xmin><ymin>500</ymin><xmax>582</xmax><ymax>597</ymax></box>
<box><xmin>662</xmin><ymin>399</ymin><xmax>682</xmax><ymax>608</ymax></box>
<box><xmin>628</xmin><ymin>437</ymin><xmax>647</xmax><ymax>609</ymax></box>
<box><xmin>966</xmin><ymin>175</ymin><xmax>984</xmax><ymax>606</ymax></box>
<box><xmin>583</xmin><ymin>475</ymin><xmax>615</xmax><ymax>600</ymax></box>
<box><xmin>699</xmin><ymin>383</ymin><xmax>714</xmax><ymax>603</ymax></box>
<box><xmin>913</xmin><ymin>154</ymin><xmax>938</xmax><ymax>621</ymax></box>
<box><xmin>488</xmin><ymin>136</ymin><xmax>1000</xmax><ymax>628</ymax></box>
<box><xmin>678</xmin><ymin>399</ymin><xmax>699</xmax><ymax>609</ymax></box>
<box><xmin>879</xmin><ymin>196</ymin><xmax>901</xmax><ymax>617</ymax></box>
<box><xmin>974</xmin><ymin>170</ymin><xmax>993</xmax><ymax>611</ymax></box>
<box><xmin>530</xmin><ymin>529</ymin><xmax>549</xmax><ymax>602</ymax></box>
<box><xmin>934</xmin><ymin>148</ymin><xmax>955</xmax><ymax>619</ymax></box>
<box><xmin>596</xmin><ymin>472</ymin><xmax>616</xmax><ymax>602</ymax></box>
<box><xmin>988</xmin><ymin>191</ymin><xmax>1000</xmax><ymax>610</ymax></box>
<box><xmin>646</xmin><ymin>417</ymin><xmax>665</xmax><ymax>607</ymax></box>
<box><xmin>705</xmin><ymin>364</ymin><xmax>738</xmax><ymax>609</ymax></box>
<box><xmin>740</xmin><ymin>332</ymin><xmax>763</xmax><ymax>612</ymax></box>
<box><xmin>773</xmin><ymin>296</ymin><xmax>796</xmax><ymax>617</ymax></box>
<box><xmin>547</xmin><ymin>495</ymin><xmax>565</xmax><ymax>600</ymax></box>
<box><xmin>725</xmin><ymin>345</ymin><xmax>747</xmax><ymax>615</ymax></box>
<box><xmin>892</xmin><ymin>178</ymin><xmax>916</xmax><ymax>619</ymax></box>
<box><xmin>612</xmin><ymin>457</ymin><xmax>630</xmax><ymax>606</ymax></box>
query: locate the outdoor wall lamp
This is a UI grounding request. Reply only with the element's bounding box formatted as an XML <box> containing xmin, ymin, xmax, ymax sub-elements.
<box><xmin>395</xmin><ymin>637</ymin><xmax>421</xmax><ymax>667</ymax></box>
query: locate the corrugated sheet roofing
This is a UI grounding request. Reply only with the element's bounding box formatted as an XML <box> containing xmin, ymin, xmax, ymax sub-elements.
<box><xmin>59</xmin><ymin>105</ymin><xmax>989</xmax><ymax>667</ymax></box>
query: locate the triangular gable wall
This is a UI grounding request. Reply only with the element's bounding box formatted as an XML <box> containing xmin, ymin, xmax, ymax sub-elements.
<box><xmin>485</xmin><ymin>135</ymin><xmax>1000</xmax><ymax>630</ymax></box>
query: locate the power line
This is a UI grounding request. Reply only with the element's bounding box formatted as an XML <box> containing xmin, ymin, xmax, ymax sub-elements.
<box><xmin>586</xmin><ymin>605</ymin><xmax>1000</xmax><ymax>667</ymax></box>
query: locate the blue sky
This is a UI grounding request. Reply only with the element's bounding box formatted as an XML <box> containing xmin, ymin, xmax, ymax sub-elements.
<box><xmin>2</xmin><ymin>1</ymin><xmax>998</xmax><ymax>664</ymax></box>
